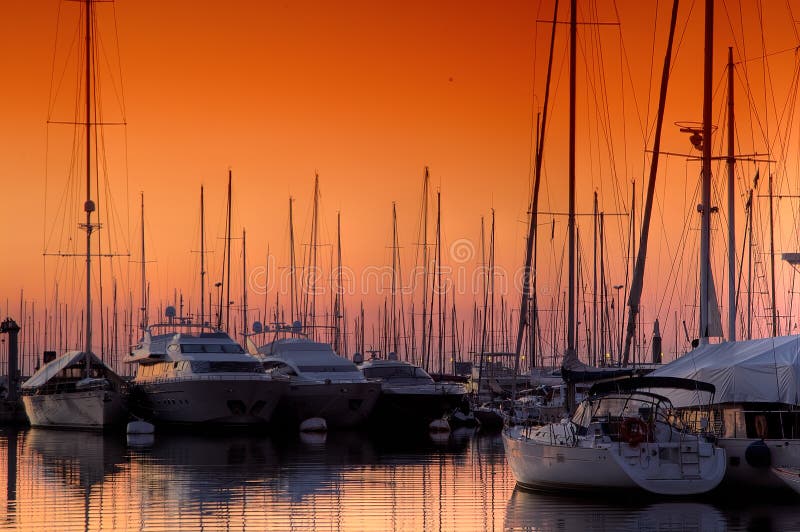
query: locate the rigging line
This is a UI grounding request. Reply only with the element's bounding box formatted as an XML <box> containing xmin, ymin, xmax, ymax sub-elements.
<box><xmin>576</xmin><ymin>18</ymin><xmax>627</xmax><ymax>252</ymax></box>
<box><xmin>655</xmin><ymin>165</ymin><xmax>700</xmax><ymax>320</ymax></box>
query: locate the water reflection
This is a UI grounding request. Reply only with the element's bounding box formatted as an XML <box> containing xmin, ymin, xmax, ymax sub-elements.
<box><xmin>4</xmin><ymin>429</ymin><xmax>800</xmax><ymax>531</ymax></box>
<box><xmin>504</xmin><ymin>487</ymin><xmax>726</xmax><ymax>531</ymax></box>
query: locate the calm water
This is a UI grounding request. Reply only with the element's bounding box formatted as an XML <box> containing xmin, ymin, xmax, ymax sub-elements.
<box><xmin>1</xmin><ymin>427</ymin><xmax>800</xmax><ymax>531</ymax></box>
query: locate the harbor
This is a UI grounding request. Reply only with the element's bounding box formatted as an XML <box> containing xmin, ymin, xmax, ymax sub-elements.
<box><xmin>8</xmin><ymin>0</ymin><xmax>800</xmax><ymax>529</ymax></box>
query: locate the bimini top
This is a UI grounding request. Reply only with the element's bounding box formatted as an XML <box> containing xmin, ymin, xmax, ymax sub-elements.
<box><xmin>22</xmin><ymin>351</ymin><xmax>109</xmax><ymax>389</ymax></box>
<box><xmin>589</xmin><ymin>376</ymin><xmax>715</xmax><ymax>397</ymax></box>
<box><xmin>651</xmin><ymin>335</ymin><xmax>800</xmax><ymax>407</ymax></box>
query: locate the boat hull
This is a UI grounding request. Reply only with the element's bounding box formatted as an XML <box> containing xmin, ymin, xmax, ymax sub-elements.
<box><xmin>272</xmin><ymin>381</ymin><xmax>381</xmax><ymax>429</ymax></box>
<box><xmin>22</xmin><ymin>389</ymin><xmax>126</xmax><ymax>430</ymax></box>
<box><xmin>716</xmin><ymin>437</ymin><xmax>800</xmax><ymax>489</ymax></box>
<box><xmin>503</xmin><ymin>426</ymin><xmax>637</xmax><ymax>491</ymax></box>
<box><xmin>370</xmin><ymin>387</ymin><xmax>467</xmax><ymax>428</ymax></box>
<box><xmin>134</xmin><ymin>377</ymin><xmax>287</xmax><ymax>425</ymax></box>
<box><xmin>502</xmin><ymin>425</ymin><xmax>726</xmax><ymax>495</ymax></box>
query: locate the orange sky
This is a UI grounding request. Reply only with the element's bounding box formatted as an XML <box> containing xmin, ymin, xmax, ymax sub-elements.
<box><xmin>2</xmin><ymin>1</ymin><xmax>800</xmax><ymax>364</ymax></box>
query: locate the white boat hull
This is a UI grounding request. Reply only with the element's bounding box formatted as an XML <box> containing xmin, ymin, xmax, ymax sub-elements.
<box><xmin>22</xmin><ymin>389</ymin><xmax>126</xmax><ymax>429</ymax></box>
<box><xmin>503</xmin><ymin>425</ymin><xmax>726</xmax><ymax>495</ymax></box>
<box><xmin>137</xmin><ymin>377</ymin><xmax>287</xmax><ymax>425</ymax></box>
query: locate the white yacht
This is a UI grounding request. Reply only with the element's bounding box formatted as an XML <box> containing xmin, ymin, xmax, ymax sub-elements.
<box><xmin>503</xmin><ymin>377</ymin><xmax>726</xmax><ymax>495</ymax></box>
<box><xmin>252</xmin><ymin>337</ymin><xmax>380</xmax><ymax>429</ymax></box>
<box><xmin>128</xmin><ymin>323</ymin><xmax>287</xmax><ymax>426</ymax></box>
<box><xmin>358</xmin><ymin>357</ymin><xmax>467</xmax><ymax>427</ymax></box>
<box><xmin>22</xmin><ymin>352</ymin><xmax>127</xmax><ymax>429</ymax></box>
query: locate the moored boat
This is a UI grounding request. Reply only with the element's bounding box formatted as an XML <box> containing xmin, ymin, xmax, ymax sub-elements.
<box><xmin>359</xmin><ymin>357</ymin><xmax>467</xmax><ymax>428</ymax></box>
<box><xmin>503</xmin><ymin>377</ymin><xmax>727</xmax><ymax>495</ymax></box>
<box><xmin>253</xmin><ymin>337</ymin><xmax>380</xmax><ymax>429</ymax></box>
<box><xmin>128</xmin><ymin>320</ymin><xmax>287</xmax><ymax>426</ymax></box>
<box><xmin>22</xmin><ymin>351</ymin><xmax>127</xmax><ymax>429</ymax></box>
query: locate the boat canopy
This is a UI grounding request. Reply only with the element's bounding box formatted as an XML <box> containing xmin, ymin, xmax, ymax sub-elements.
<box><xmin>650</xmin><ymin>335</ymin><xmax>800</xmax><ymax>407</ymax></box>
<box><xmin>22</xmin><ymin>351</ymin><xmax>106</xmax><ymax>389</ymax></box>
<box><xmin>589</xmin><ymin>376</ymin><xmax>715</xmax><ymax>397</ymax></box>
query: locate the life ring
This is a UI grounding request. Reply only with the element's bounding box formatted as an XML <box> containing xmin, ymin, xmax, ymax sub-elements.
<box><xmin>620</xmin><ymin>417</ymin><xmax>648</xmax><ymax>447</ymax></box>
<box><xmin>754</xmin><ymin>414</ymin><xmax>768</xmax><ymax>439</ymax></box>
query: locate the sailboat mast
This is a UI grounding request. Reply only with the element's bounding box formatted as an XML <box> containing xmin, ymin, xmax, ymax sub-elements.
<box><xmin>225</xmin><ymin>170</ymin><xmax>233</xmax><ymax>332</ymax></box>
<box><xmin>335</xmin><ymin>212</ymin><xmax>342</xmax><ymax>353</ymax></box>
<box><xmin>436</xmin><ymin>191</ymin><xmax>443</xmax><ymax>374</ymax></box>
<box><xmin>242</xmin><ymin>228</ymin><xmax>248</xmax><ymax>337</ymax></box>
<box><xmin>83</xmin><ymin>0</ymin><xmax>95</xmax><ymax>357</ymax></box>
<box><xmin>289</xmin><ymin>197</ymin><xmax>297</xmax><ymax>323</ymax></box>
<box><xmin>140</xmin><ymin>193</ymin><xmax>147</xmax><ymax>329</ymax></box>
<box><xmin>200</xmin><ymin>186</ymin><xmax>205</xmax><ymax>326</ymax></box>
<box><xmin>566</xmin><ymin>0</ymin><xmax>577</xmax><ymax>359</ymax></box>
<box><xmin>727</xmin><ymin>46</ymin><xmax>736</xmax><ymax>341</ymax></box>
<box><xmin>621</xmin><ymin>0</ymin><xmax>679</xmax><ymax>365</ymax></box>
<box><xmin>421</xmin><ymin>167</ymin><xmax>430</xmax><ymax>370</ymax></box>
<box><xmin>699</xmin><ymin>0</ymin><xmax>714</xmax><ymax>343</ymax></box>
<box><xmin>391</xmin><ymin>202</ymin><xmax>398</xmax><ymax>355</ymax></box>
<box><xmin>309</xmin><ymin>173</ymin><xmax>320</xmax><ymax>333</ymax></box>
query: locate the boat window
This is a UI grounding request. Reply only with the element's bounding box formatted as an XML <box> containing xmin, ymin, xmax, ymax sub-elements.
<box><xmin>222</xmin><ymin>344</ymin><xmax>245</xmax><ymax>354</ymax></box>
<box><xmin>180</xmin><ymin>344</ymin><xmax>204</xmax><ymax>353</ymax></box>
<box><xmin>188</xmin><ymin>361</ymin><xmax>263</xmax><ymax>373</ymax></box>
<box><xmin>204</xmin><ymin>344</ymin><xmax>223</xmax><ymax>353</ymax></box>
<box><xmin>298</xmin><ymin>364</ymin><xmax>358</xmax><ymax>373</ymax></box>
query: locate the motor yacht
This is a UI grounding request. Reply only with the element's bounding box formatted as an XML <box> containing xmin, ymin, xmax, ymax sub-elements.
<box><xmin>358</xmin><ymin>356</ymin><xmax>467</xmax><ymax>428</ymax></box>
<box><xmin>252</xmin><ymin>337</ymin><xmax>380</xmax><ymax>429</ymax></box>
<box><xmin>128</xmin><ymin>321</ymin><xmax>287</xmax><ymax>426</ymax></box>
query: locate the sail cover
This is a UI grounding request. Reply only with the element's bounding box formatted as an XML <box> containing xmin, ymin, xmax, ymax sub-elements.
<box><xmin>22</xmin><ymin>351</ymin><xmax>105</xmax><ymax>389</ymax></box>
<box><xmin>650</xmin><ymin>335</ymin><xmax>800</xmax><ymax>407</ymax></box>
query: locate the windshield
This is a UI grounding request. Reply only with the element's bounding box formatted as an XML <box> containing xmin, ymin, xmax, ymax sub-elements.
<box><xmin>572</xmin><ymin>393</ymin><xmax>668</xmax><ymax>428</ymax></box>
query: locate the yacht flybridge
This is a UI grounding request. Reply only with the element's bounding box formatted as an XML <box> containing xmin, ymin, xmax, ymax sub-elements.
<box><xmin>128</xmin><ymin>317</ymin><xmax>287</xmax><ymax>426</ymax></box>
<box><xmin>503</xmin><ymin>377</ymin><xmax>727</xmax><ymax>495</ymax></box>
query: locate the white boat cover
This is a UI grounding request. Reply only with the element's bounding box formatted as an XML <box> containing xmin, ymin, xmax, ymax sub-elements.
<box><xmin>22</xmin><ymin>351</ymin><xmax>103</xmax><ymax>389</ymax></box>
<box><xmin>650</xmin><ymin>335</ymin><xmax>800</xmax><ymax>407</ymax></box>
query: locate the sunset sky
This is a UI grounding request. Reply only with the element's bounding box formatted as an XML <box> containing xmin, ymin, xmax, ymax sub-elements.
<box><xmin>2</xmin><ymin>0</ymin><xmax>800</xmax><ymax>367</ymax></box>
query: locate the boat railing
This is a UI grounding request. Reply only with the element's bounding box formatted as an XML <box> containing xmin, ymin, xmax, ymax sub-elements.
<box><xmin>139</xmin><ymin>373</ymin><xmax>273</xmax><ymax>384</ymax></box>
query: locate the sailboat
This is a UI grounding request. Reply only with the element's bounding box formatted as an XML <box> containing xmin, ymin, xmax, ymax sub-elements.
<box><xmin>21</xmin><ymin>0</ymin><xmax>127</xmax><ymax>429</ymax></box>
<box><xmin>645</xmin><ymin>1</ymin><xmax>800</xmax><ymax>490</ymax></box>
<box><xmin>503</xmin><ymin>0</ymin><xmax>728</xmax><ymax>495</ymax></box>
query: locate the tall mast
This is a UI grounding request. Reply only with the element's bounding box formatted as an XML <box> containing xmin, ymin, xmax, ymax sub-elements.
<box><xmin>82</xmin><ymin>0</ymin><xmax>95</xmax><ymax>358</ymax></box>
<box><xmin>515</xmin><ymin>0</ymin><xmax>558</xmax><ymax>373</ymax></box>
<box><xmin>564</xmin><ymin>0</ymin><xmax>577</xmax><ymax>412</ymax></box>
<box><xmin>139</xmin><ymin>193</ymin><xmax>147</xmax><ymax>330</ymax></box>
<box><xmin>769</xmin><ymin>173</ymin><xmax>777</xmax><ymax>336</ymax></box>
<box><xmin>621</xmin><ymin>0</ymin><xmax>679</xmax><ymax>365</ymax></box>
<box><xmin>436</xmin><ymin>191</ymin><xmax>443</xmax><ymax>374</ymax></box>
<box><xmin>699</xmin><ymin>0</ymin><xmax>715</xmax><ymax>343</ymax></box>
<box><xmin>334</xmin><ymin>212</ymin><xmax>342</xmax><ymax>353</ymax></box>
<box><xmin>200</xmin><ymin>186</ymin><xmax>205</xmax><ymax>326</ymax></box>
<box><xmin>242</xmin><ymin>228</ymin><xmax>248</xmax><ymax>337</ymax></box>
<box><xmin>307</xmin><ymin>173</ymin><xmax>320</xmax><ymax>334</ymax></box>
<box><xmin>747</xmin><ymin>188</ymin><xmax>753</xmax><ymax>339</ymax></box>
<box><xmin>566</xmin><ymin>0</ymin><xmax>577</xmax><ymax>359</ymax></box>
<box><xmin>391</xmin><ymin>202</ymin><xmax>399</xmax><ymax>355</ymax></box>
<box><xmin>289</xmin><ymin>197</ymin><xmax>297</xmax><ymax>323</ymax></box>
<box><xmin>225</xmin><ymin>170</ymin><xmax>233</xmax><ymax>332</ymax></box>
<box><xmin>726</xmin><ymin>46</ymin><xmax>736</xmax><ymax>341</ymax></box>
<box><xmin>421</xmin><ymin>168</ymin><xmax>430</xmax><ymax>370</ymax></box>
